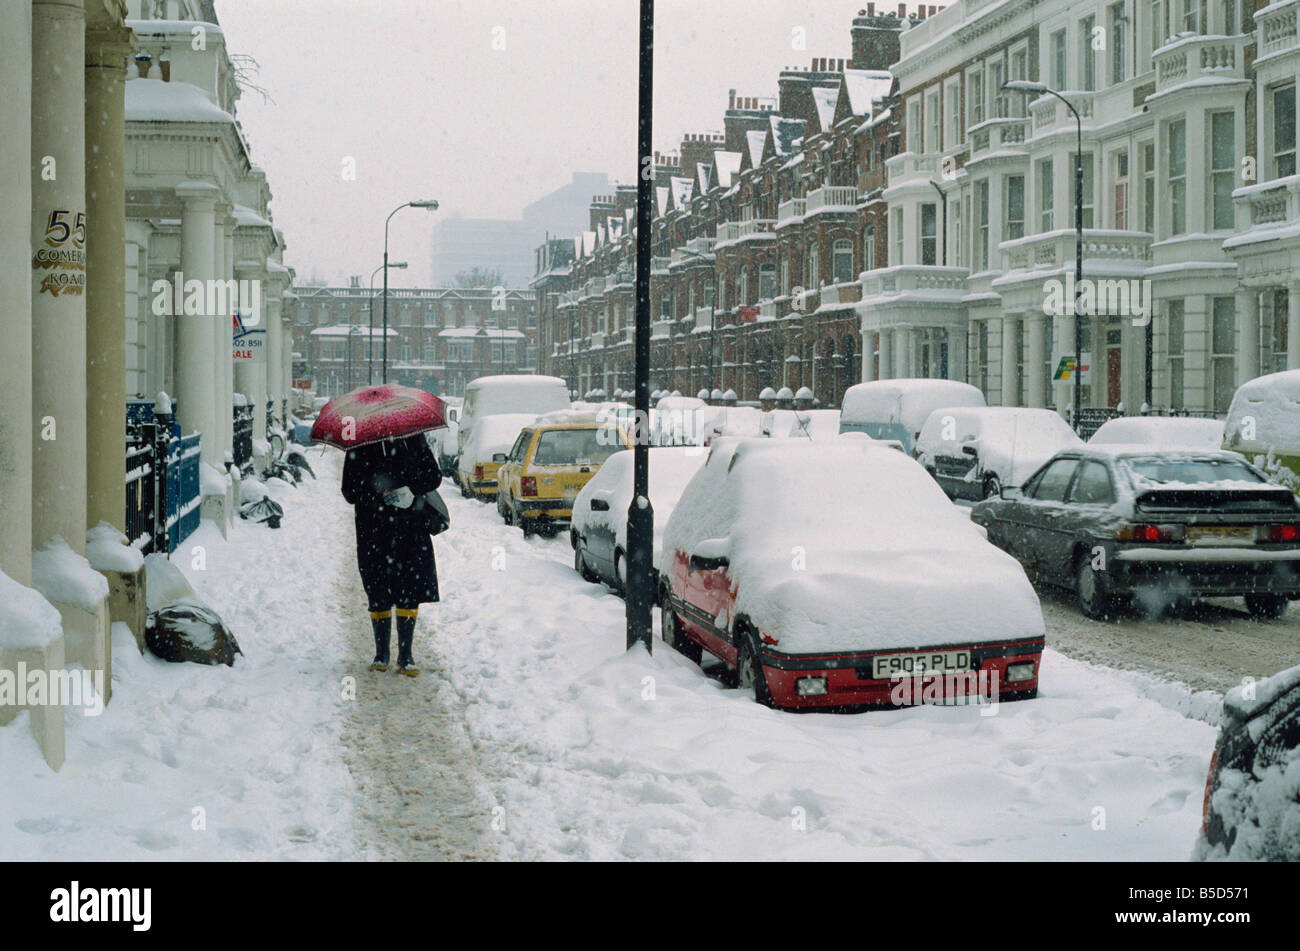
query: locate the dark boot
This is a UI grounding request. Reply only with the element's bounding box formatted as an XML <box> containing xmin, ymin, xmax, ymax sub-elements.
<box><xmin>369</xmin><ymin>610</ymin><xmax>392</xmax><ymax>671</ymax></box>
<box><xmin>395</xmin><ymin>608</ymin><xmax>419</xmax><ymax>677</ymax></box>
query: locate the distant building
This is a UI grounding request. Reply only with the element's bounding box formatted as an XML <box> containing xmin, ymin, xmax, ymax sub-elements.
<box><xmin>430</xmin><ymin>172</ymin><xmax>611</xmax><ymax>286</ymax></box>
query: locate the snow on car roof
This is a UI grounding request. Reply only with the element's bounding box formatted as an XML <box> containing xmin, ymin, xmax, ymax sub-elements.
<box><xmin>467</xmin><ymin>374</ymin><xmax>566</xmax><ymax>389</ymax></box>
<box><xmin>574</xmin><ymin>447</ymin><xmax>708</xmax><ymax>558</ymax></box>
<box><xmin>1088</xmin><ymin>416</ymin><xmax>1225</xmax><ymax>451</ymax></box>
<box><xmin>841</xmin><ymin>378</ymin><xmax>985</xmax><ymax>428</ymax></box>
<box><xmin>532</xmin><ymin>409</ymin><xmax>610</xmax><ymax>427</ymax></box>
<box><xmin>661</xmin><ymin>440</ymin><xmax>1044</xmax><ymax>654</ymax></box>
<box><xmin>1224</xmin><ymin>368</ymin><xmax>1300</xmax><ymax>455</ymax></box>
<box><xmin>462</xmin><ymin>413</ymin><xmax>537</xmax><ymax>457</ymax></box>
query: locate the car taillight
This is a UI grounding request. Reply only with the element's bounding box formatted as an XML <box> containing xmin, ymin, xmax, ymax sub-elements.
<box><xmin>1116</xmin><ymin>523</ymin><xmax>1184</xmax><ymax>542</ymax></box>
<box><xmin>521</xmin><ymin>476</ymin><xmax>537</xmax><ymax>497</ymax></box>
<box><xmin>1265</xmin><ymin>524</ymin><xmax>1300</xmax><ymax>542</ymax></box>
<box><xmin>474</xmin><ymin>464</ymin><xmax>484</xmax><ymax>481</ymax></box>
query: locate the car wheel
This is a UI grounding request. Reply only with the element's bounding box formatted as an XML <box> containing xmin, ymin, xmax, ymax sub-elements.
<box><xmin>575</xmin><ymin>542</ymin><xmax>598</xmax><ymax>582</ymax></box>
<box><xmin>735</xmin><ymin>628</ymin><xmax>774</xmax><ymax>707</ymax></box>
<box><xmin>1076</xmin><ymin>556</ymin><xmax>1113</xmax><ymax>620</ymax></box>
<box><xmin>459</xmin><ymin>479</ymin><xmax>471</xmax><ymax>499</ymax></box>
<box><xmin>519</xmin><ymin>513</ymin><xmax>535</xmax><ymax>538</ymax></box>
<box><xmin>1244</xmin><ymin>593</ymin><xmax>1289</xmax><ymax>620</ymax></box>
<box><xmin>660</xmin><ymin>601</ymin><xmax>702</xmax><ymax>663</ymax></box>
<box><xmin>982</xmin><ymin>475</ymin><xmax>1002</xmax><ymax>500</ymax></box>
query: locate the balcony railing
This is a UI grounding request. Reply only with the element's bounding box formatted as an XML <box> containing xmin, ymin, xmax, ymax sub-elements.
<box><xmin>1233</xmin><ymin>174</ymin><xmax>1300</xmax><ymax>228</ymax></box>
<box><xmin>777</xmin><ymin>198</ymin><xmax>807</xmax><ymax>225</ymax></box>
<box><xmin>651</xmin><ymin>318</ymin><xmax>674</xmax><ymax>338</ymax></box>
<box><xmin>968</xmin><ymin>117</ymin><xmax>1028</xmax><ymax>159</ymax></box>
<box><xmin>999</xmin><ymin>229</ymin><xmax>1151</xmax><ymax>272</ymax></box>
<box><xmin>884</xmin><ymin>152</ymin><xmax>938</xmax><ymax>186</ymax></box>
<box><xmin>1029</xmin><ymin>91</ymin><xmax>1094</xmax><ymax>135</ymax></box>
<box><xmin>1260</xmin><ymin>1</ymin><xmax>1299</xmax><ymax>58</ymax></box>
<box><xmin>1153</xmin><ymin>33</ymin><xmax>1247</xmax><ymax>92</ymax></box>
<box><xmin>805</xmin><ymin>185</ymin><xmax>859</xmax><ymax>215</ymax></box>
<box><xmin>651</xmin><ymin>256</ymin><xmax>671</xmax><ymax>272</ymax></box>
<box><xmin>862</xmin><ymin>265</ymin><xmax>969</xmax><ymax>296</ymax></box>
<box><xmin>715</xmin><ymin>219</ymin><xmax>774</xmax><ymax>244</ymax></box>
<box><xmin>590</xmin><ymin>331</ymin><xmax>605</xmax><ymax>349</ymax></box>
<box><xmin>693</xmin><ymin>306</ymin><xmax>713</xmax><ymax>330</ymax></box>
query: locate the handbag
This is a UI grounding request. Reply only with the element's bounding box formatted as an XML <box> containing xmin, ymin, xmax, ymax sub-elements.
<box><xmin>410</xmin><ymin>488</ymin><xmax>450</xmax><ymax>536</ymax></box>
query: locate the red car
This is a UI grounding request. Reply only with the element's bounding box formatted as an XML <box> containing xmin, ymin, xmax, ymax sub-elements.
<box><xmin>657</xmin><ymin>438</ymin><xmax>1046</xmax><ymax>710</ymax></box>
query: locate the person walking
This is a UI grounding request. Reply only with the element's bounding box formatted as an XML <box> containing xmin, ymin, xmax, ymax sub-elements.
<box><xmin>342</xmin><ymin>434</ymin><xmax>441</xmax><ymax>676</ymax></box>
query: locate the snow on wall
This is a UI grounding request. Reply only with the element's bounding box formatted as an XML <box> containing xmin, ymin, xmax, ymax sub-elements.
<box><xmin>85</xmin><ymin>522</ymin><xmax>146</xmax><ymax>574</ymax></box>
<box><xmin>0</xmin><ymin>570</ymin><xmax>63</xmax><ymax>650</ymax></box>
<box><xmin>31</xmin><ymin>538</ymin><xmax>109</xmax><ymax>613</ymax></box>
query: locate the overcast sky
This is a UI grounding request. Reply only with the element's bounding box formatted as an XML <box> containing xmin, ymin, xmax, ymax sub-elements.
<box><xmin>218</xmin><ymin>0</ymin><xmax>871</xmax><ymax>287</ymax></box>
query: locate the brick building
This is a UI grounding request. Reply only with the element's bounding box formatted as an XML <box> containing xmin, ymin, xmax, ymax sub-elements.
<box><xmin>533</xmin><ymin>6</ymin><xmax>909</xmax><ymax>407</ymax></box>
<box><xmin>287</xmin><ymin>279</ymin><xmax>537</xmax><ymax>397</ymax></box>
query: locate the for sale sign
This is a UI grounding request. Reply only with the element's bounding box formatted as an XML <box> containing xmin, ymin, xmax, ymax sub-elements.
<box><xmin>232</xmin><ymin>311</ymin><xmax>266</xmax><ymax>363</ymax></box>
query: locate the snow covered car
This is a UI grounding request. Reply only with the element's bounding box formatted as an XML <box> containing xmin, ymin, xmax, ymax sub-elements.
<box><xmin>1196</xmin><ymin>663</ymin><xmax>1300</xmax><ymax>861</ymax></box>
<box><xmin>456</xmin><ymin>413</ymin><xmax>537</xmax><ymax>501</ymax></box>
<box><xmin>457</xmin><ymin>374</ymin><xmax>570</xmax><ymax>459</ymax></box>
<box><xmin>839</xmin><ymin>379</ymin><xmax>985</xmax><ymax>455</ymax></box>
<box><xmin>658</xmin><ymin>439</ymin><xmax>1046</xmax><ymax>710</ymax></box>
<box><xmin>763</xmin><ymin>408</ymin><xmax>842</xmax><ymax>440</ymax></box>
<box><xmin>496</xmin><ymin>413</ymin><xmax>630</xmax><ymax>536</ymax></box>
<box><xmin>971</xmin><ymin>447</ymin><xmax>1300</xmax><ymax>619</ymax></box>
<box><xmin>651</xmin><ymin>395</ymin><xmax>708</xmax><ymax>446</ymax></box>
<box><xmin>1088</xmin><ymin>415</ymin><xmax>1224</xmax><ymax>452</ymax></box>
<box><xmin>916</xmin><ymin>406</ymin><xmax>1083</xmax><ymax>501</ymax></box>
<box><xmin>1223</xmin><ymin>368</ymin><xmax>1300</xmax><ymax>493</ymax></box>
<box><xmin>571</xmin><ymin>446</ymin><xmax>707</xmax><ymax>593</ymax></box>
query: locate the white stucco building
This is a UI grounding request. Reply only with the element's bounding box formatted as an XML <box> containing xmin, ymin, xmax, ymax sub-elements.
<box><xmin>861</xmin><ymin>0</ymin><xmax>1300</xmax><ymax>418</ymax></box>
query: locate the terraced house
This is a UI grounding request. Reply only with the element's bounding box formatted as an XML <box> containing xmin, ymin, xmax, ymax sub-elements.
<box><xmin>533</xmin><ymin>6</ymin><xmax>909</xmax><ymax>407</ymax></box>
<box><xmin>878</xmin><ymin>0</ymin><xmax>1300</xmax><ymax>418</ymax></box>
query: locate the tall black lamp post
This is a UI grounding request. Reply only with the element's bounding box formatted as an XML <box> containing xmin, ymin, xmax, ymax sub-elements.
<box><xmin>383</xmin><ymin>199</ymin><xmax>438</xmax><ymax>383</ymax></box>
<box><xmin>626</xmin><ymin>0</ymin><xmax>655</xmax><ymax>652</ymax></box>
<box><xmin>1004</xmin><ymin>80</ymin><xmax>1083</xmax><ymax>430</ymax></box>
<box><xmin>368</xmin><ymin>260</ymin><xmax>406</xmax><ymax>384</ymax></box>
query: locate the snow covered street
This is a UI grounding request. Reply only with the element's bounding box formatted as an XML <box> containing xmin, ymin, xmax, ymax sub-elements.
<box><xmin>1</xmin><ymin>450</ymin><xmax>1230</xmax><ymax>860</ymax></box>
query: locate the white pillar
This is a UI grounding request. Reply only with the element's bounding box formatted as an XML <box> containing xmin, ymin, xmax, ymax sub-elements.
<box><xmin>31</xmin><ymin>0</ymin><xmax>88</xmax><ymax>553</ymax></box>
<box><xmin>948</xmin><ymin>323</ymin><xmax>967</xmax><ymax>383</ymax></box>
<box><xmin>85</xmin><ymin>23</ymin><xmax>133</xmax><ymax>534</ymax></box>
<box><xmin>175</xmin><ymin>182</ymin><xmax>219</xmax><ymax>465</ymax></box>
<box><xmin>1</xmin><ymin>0</ymin><xmax>32</xmax><ymax>583</ymax></box>
<box><xmin>893</xmin><ymin>329</ymin><xmax>908</xmax><ymax>380</ymax></box>
<box><xmin>1001</xmin><ymin>313</ymin><xmax>1020</xmax><ymax>406</ymax></box>
<box><xmin>878</xmin><ymin>328</ymin><xmax>893</xmax><ymax>379</ymax></box>
<box><xmin>861</xmin><ymin>328</ymin><xmax>876</xmax><ymax>382</ymax></box>
<box><xmin>1289</xmin><ymin>282</ymin><xmax>1300</xmax><ymax>371</ymax></box>
<box><xmin>1235</xmin><ymin>288</ymin><xmax>1259</xmax><ymax>386</ymax></box>
<box><xmin>1024</xmin><ymin>314</ymin><xmax>1046</xmax><ymax>408</ymax></box>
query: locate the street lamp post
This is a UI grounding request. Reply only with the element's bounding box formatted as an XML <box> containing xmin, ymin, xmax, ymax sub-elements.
<box><xmin>626</xmin><ymin>0</ymin><xmax>655</xmax><ymax>652</ymax></box>
<box><xmin>1004</xmin><ymin>80</ymin><xmax>1084</xmax><ymax>430</ymax></box>
<box><xmin>367</xmin><ymin>261</ymin><xmax>406</xmax><ymax>384</ymax></box>
<box><xmin>382</xmin><ymin>199</ymin><xmax>438</xmax><ymax>383</ymax></box>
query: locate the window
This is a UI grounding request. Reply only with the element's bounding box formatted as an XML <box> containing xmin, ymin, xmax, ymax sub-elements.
<box><xmin>1110</xmin><ymin>3</ymin><xmax>1126</xmax><ymax>86</ymax></box>
<box><xmin>1039</xmin><ymin>159</ymin><xmax>1054</xmax><ymax>231</ymax></box>
<box><xmin>969</xmin><ymin>70</ymin><xmax>984</xmax><ymax>126</ymax></box>
<box><xmin>1142</xmin><ymin>142</ymin><xmax>1155</xmax><ymax>233</ymax></box>
<box><xmin>907</xmin><ymin>97</ymin><xmax>922</xmax><ymax>147</ymax></box>
<box><xmin>976</xmin><ymin>181</ymin><xmax>990</xmax><ymax>270</ymax></box>
<box><xmin>945</xmin><ymin>81</ymin><xmax>961</xmax><ymax>146</ymax></box>
<box><xmin>1008</xmin><ymin>50</ymin><xmax>1028</xmax><ymax>117</ymax></box>
<box><xmin>1112</xmin><ymin>151</ymin><xmax>1129</xmax><ymax>230</ymax></box>
<box><xmin>919</xmin><ymin>206</ymin><xmax>937</xmax><ymax>266</ymax></box>
<box><xmin>977</xmin><ymin>320</ymin><xmax>990</xmax><ymax>393</ymax></box>
<box><xmin>490</xmin><ymin>340</ymin><xmax>503</xmax><ymax>364</ymax></box>
<box><xmin>863</xmin><ymin>224</ymin><xmax>876</xmax><ymax>271</ymax></box>
<box><xmin>953</xmin><ymin>198</ymin><xmax>963</xmax><ymax>269</ymax></box>
<box><xmin>1168</xmin><ymin>119</ymin><xmax>1186</xmax><ymax>235</ymax></box>
<box><xmin>989</xmin><ymin>61</ymin><xmax>1005</xmax><ymax>118</ymax></box>
<box><xmin>1273</xmin><ymin>84</ymin><xmax>1296</xmax><ymax>178</ymax></box>
<box><xmin>1211</xmin><ymin>112</ymin><xmax>1235</xmax><ymax>229</ymax></box>
<box><xmin>759</xmin><ymin>262</ymin><xmax>776</xmax><ymax>300</ymax></box>
<box><xmin>1167</xmin><ymin>299</ymin><xmax>1185</xmax><ymax>409</ymax></box>
<box><xmin>833</xmin><ymin>239</ymin><xmax>855</xmax><ymax>283</ymax></box>
<box><xmin>926</xmin><ymin>90</ymin><xmax>941</xmax><ymax>152</ymax></box>
<box><xmin>423</xmin><ymin>343</ymin><xmax>436</xmax><ymax>363</ymax></box>
<box><xmin>1074</xmin><ymin>152</ymin><xmax>1095</xmax><ymax>228</ymax></box>
<box><xmin>1224</xmin><ymin>0</ymin><xmax>1237</xmax><ymax>35</ymax></box>
<box><xmin>1030</xmin><ymin>458</ymin><xmax>1078</xmax><ymax>501</ymax></box>
<box><xmin>780</xmin><ymin>255</ymin><xmax>790</xmax><ymax>294</ymax></box>
<box><xmin>424</xmin><ymin>305</ymin><xmax>437</xmax><ymax>326</ymax></box>
<box><xmin>1272</xmin><ymin>289</ymin><xmax>1290</xmax><ymax>373</ymax></box>
<box><xmin>807</xmin><ymin>245</ymin><xmax>820</xmax><ymax>288</ymax></box>
<box><xmin>1052</xmin><ymin>30</ymin><xmax>1067</xmax><ymax>90</ymax></box>
<box><xmin>892</xmin><ymin>207</ymin><xmax>904</xmax><ymax>265</ymax></box>
<box><xmin>1069</xmin><ymin>461</ymin><xmax>1114</xmax><ymax>504</ymax></box>
<box><xmin>1081</xmin><ymin>16</ymin><xmax>1097</xmax><ymax>91</ymax></box>
<box><xmin>1212</xmin><ymin>297</ymin><xmax>1236</xmax><ymax>412</ymax></box>
<box><xmin>1006</xmin><ymin>175</ymin><xmax>1025</xmax><ymax>240</ymax></box>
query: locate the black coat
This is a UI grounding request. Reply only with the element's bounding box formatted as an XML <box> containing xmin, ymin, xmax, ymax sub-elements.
<box><xmin>342</xmin><ymin>435</ymin><xmax>442</xmax><ymax>608</ymax></box>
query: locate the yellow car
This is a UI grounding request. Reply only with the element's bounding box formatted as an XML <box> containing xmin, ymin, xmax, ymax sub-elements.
<box><xmin>497</xmin><ymin>417</ymin><xmax>630</xmax><ymax>536</ymax></box>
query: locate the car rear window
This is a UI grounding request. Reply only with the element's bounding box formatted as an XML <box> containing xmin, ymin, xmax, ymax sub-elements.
<box><xmin>532</xmin><ymin>428</ymin><xmax>623</xmax><ymax>466</ymax></box>
<box><xmin>1123</xmin><ymin>458</ymin><xmax>1263</xmax><ymax>486</ymax></box>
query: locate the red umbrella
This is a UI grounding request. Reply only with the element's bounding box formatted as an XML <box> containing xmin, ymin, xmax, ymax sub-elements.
<box><xmin>310</xmin><ymin>384</ymin><xmax>447</xmax><ymax>450</ymax></box>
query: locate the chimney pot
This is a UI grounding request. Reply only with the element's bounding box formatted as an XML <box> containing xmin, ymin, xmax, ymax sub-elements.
<box><xmin>867</xmin><ymin>2</ymin><xmax>875</xmax><ymax>14</ymax></box>
<box><xmin>898</xmin><ymin>2</ymin><xmax>905</xmax><ymax>16</ymax></box>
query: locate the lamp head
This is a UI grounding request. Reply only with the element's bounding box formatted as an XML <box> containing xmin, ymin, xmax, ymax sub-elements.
<box><xmin>1002</xmin><ymin>80</ymin><xmax>1048</xmax><ymax>95</ymax></box>
<box><xmin>410</xmin><ymin>199</ymin><xmax>439</xmax><ymax>210</ymax></box>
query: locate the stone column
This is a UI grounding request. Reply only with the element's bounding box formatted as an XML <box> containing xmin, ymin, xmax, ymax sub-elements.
<box><xmin>1289</xmin><ymin>282</ymin><xmax>1300</xmax><ymax>371</ymax></box>
<box><xmin>1024</xmin><ymin>313</ymin><xmax>1046</xmax><ymax>408</ymax></box>
<box><xmin>893</xmin><ymin>329</ymin><xmax>908</xmax><ymax>380</ymax></box>
<box><xmin>948</xmin><ymin>323</ymin><xmax>968</xmax><ymax>383</ymax></box>
<box><xmin>1183</xmin><ymin>295</ymin><xmax>1211</xmax><ymax>411</ymax></box>
<box><xmin>1052</xmin><ymin>312</ymin><xmax>1071</xmax><ymax>415</ymax></box>
<box><xmin>878</xmin><ymin>328</ymin><xmax>893</xmax><ymax>379</ymax></box>
<box><xmin>221</xmin><ymin>216</ymin><xmax>236</xmax><ymax>457</ymax></box>
<box><xmin>1</xmin><ymin>0</ymin><xmax>33</xmax><ymax>584</ymax></box>
<box><xmin>1001</xmin><ymin>313</ymin><xmax>1020</xmax><ymax>406</ymax></box>
<box><xmin>175</xmin><ymin>182</ymin><xmax>219</xmax><ymax>465</ymax></box>
<box><xmin>84</xmin><ymin>23</ymin><xmax>133</xmax><ymax>534</ymax></box>
<box><xmin>1235</xmin><ymin>288</ymin><xmax>1260</xmax><ymax>387</ymax></box>
<box><xmin>266</xmin><ymin>292</ymin><xmax>282</xmax><ymax>421</ymax></box>
<box><xmin>861</xmin><ymin>329</ymin><xmax>876</xmax><ymax>383</ymax></box>
<box><xmin>124</xmin><ymin>220</ymin><xmax>150</xmax><ymax>397</ymax></box>
<box><xmin>31</xmin><ymin>0</ymin><xmax>88</xmax><ymax>553</ymax></box>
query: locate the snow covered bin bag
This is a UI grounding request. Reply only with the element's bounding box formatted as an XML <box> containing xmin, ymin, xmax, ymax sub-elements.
<box><xmin>1196</xmin><ymin>663</ymin><xmax>1300</xmax><ymax>861</ymax></box>
<box><xmin>0</xmin><ymin>570</ymin><xmax>67</xmax><ymax>770</ymax></box>
<box><xmin>1223</xmin><ymin>369</ymin><xmax>1300</xmax><ymax>494</ymax></box>
<box><xmin>142</xmin><ymin>554</ymin><xmax>242</xmax><ymax>667</ymax></box>
<box><xmin>658</xmin><ymin>439</ymin><xmax>1046</xmax><ymax>710</ymax></box>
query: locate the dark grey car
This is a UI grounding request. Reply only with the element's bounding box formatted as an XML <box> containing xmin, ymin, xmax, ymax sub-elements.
<box><xmin>970</xmin><ymin>448</ymin><xmax>1300</xmax><ymax>619</ymax></box>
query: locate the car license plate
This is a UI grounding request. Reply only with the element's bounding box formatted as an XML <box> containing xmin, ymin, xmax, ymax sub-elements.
<box><xmin>1187</xmin><ymin>525</ymin><xmax>1253</xmax><ymax>545</ymax></box>
<box><xmin>872</xmin><ymin>649</ymin><xmax>972</xmax><ymax>679</ymax></box>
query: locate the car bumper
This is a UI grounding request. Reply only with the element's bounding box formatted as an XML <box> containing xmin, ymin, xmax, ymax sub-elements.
<box><xmin>1108</xmin><ymin>548</ymin><xmax>1300</xmax><ymax>597</ymax></box>
<box><xmin>514</xmin><ymin>498</ymin><xmax>575</xmax><ymax>519</ymax></box>
<box><xmin>467</xmin><ymin>480</ymin><xmax>498</xmax><ymax>495</ymax></box>
<box><xmin>758</xmin><ymin>637</ymin><xmax>1045</xmax><ymax>709</ymax></box>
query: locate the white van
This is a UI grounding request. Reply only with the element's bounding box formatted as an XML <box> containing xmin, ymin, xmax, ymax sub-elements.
<box><xmin>457</xmin><ymin>375</ymin><xmax>571</xmax><ymax>460</ymax></box>
<box><xmin>839</xmin><ymin>379</ymin><xmax>986</xmax><ymax>455</ymax></box>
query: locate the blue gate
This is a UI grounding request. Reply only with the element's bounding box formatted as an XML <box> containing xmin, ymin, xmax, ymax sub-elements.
<box><xmin>166</xmin><ymin>432</ymin><xmax>202</xmax><ymax>553</ymax></box>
